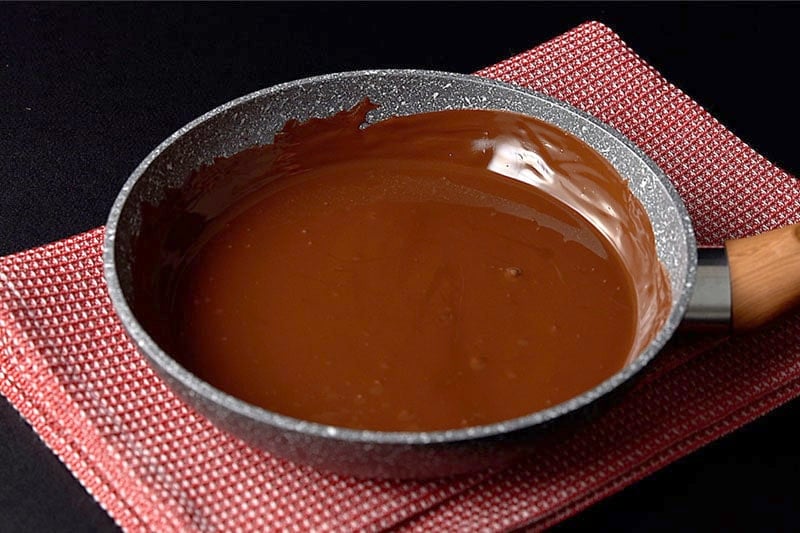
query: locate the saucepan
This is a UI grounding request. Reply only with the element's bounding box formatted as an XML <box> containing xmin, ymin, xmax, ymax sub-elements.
<box><xmin>103</xmin><ymin>70</ymin><xmax>800</xmax><ymax>479</ymax></box>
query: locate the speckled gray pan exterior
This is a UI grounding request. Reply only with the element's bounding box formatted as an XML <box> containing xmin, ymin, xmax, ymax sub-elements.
<box><xmin>103</xmin><ymin>70</ymin><xmax>697</xmax><ymax>479</ymax></box>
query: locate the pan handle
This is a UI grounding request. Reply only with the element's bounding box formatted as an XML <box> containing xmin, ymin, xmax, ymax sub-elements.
<box><xmin>727</xmin><ymin>222</ymin><xmax>800</xmax><ymax>330</ymax></box>
<box><xmin>683</xmin><ymin>223</ymin><xmax>800</xmax><ymax>331</ymax></box>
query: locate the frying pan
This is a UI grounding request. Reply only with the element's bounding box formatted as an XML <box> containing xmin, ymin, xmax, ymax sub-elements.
<box><xmin>103</xmin><ymin>70</ymin><xmax>800</xmax><ymax>479</ymax></box>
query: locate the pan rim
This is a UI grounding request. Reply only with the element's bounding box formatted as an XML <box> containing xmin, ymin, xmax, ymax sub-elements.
<box><xmin>103</xmin><ymin>68</ymin><xmax>697</xmax><ymax>446</ymax></box>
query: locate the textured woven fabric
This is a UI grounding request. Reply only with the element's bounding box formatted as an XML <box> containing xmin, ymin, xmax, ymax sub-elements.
<box><xmin>2</xmin><ymin>20</ymin><xmax>799</xmax><ymax>532</ymax></box>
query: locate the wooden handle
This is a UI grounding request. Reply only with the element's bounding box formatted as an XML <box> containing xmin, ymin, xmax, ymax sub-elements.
<box><xmin>726</xmin><ymin>223</ymin><xmax>800</xmax><ymax>330</ymax></box>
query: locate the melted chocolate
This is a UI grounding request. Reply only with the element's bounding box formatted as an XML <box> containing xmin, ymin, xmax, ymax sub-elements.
<box><xmin>132</xmin><ymin>100</ymin><xmax>671</xmax><ymax>431</ymax></box>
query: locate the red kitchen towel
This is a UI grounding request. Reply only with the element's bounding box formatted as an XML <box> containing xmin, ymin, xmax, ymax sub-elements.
<box><xmin>2</xmin><ymin>21</ymin><xmax>800</xmax><ymax>532</ymax></box>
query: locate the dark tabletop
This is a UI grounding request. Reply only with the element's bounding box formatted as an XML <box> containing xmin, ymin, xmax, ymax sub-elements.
<box><xmin>3</xmin><ymin>2</ymin><xmax>800</xmax><ymax>531</ymax></box>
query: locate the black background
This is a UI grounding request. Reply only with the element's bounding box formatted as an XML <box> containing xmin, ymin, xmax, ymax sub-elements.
<box><xmin>2</xmin><ymin>2</ymin><xmax>800</xmax><ymax>531</ymax></box>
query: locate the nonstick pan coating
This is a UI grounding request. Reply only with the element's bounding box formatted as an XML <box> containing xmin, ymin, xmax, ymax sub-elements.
<box><xmin>104</xmin><ymin>70</ymin><xmax>696</xmax><ymax>478</ymax></box>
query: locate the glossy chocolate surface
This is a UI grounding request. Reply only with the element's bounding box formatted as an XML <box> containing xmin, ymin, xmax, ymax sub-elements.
<box><xmin>132</xmin><ymin>101</ymin><xmax>670</xmax><ymax>431</ymax></box>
